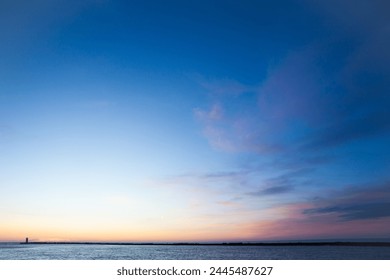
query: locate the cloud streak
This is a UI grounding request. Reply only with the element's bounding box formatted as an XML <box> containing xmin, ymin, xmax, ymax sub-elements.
<box><xmin>303</xmin><ymin>182</ymin><xmax>390</xmax><ymax>221</ymax></box>
<box><xmin>249</xmin><ymin>186</ymin><xmax>293</xmax><ymax>196</ymax></box>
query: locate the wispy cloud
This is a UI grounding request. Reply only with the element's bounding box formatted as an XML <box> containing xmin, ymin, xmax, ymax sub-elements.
<box><xmin>246</xmin><ymin>168</ymin><xmax>314</xmax><ymax>197</ymax></box>
<box><xmin>194</xmin><ymin>103</ymin><xmax>223</xmax><ymax>121</ymax></box>
<box><xmin>303</xmin><ymin>181</ymin><xmax>390</xmax><ymax>221</ymax></box>
<box><xmin>249</xmin><ymin>186</ymin><xmax>293</xmax><ymax>196</ymax></box>
<box><xmin>236</xmin><ymin>181</ymin><xmax>390</xmax><ymax>240</ymax></box>
<box><xmin>194</xmin><ymin>0</ymin><xmax>390</xmax><ymax>157</ymax></box>
<box><xmin>193</xmin><ymin>49</ymin><xmax>325</xmax><ymax>154</ymax></box>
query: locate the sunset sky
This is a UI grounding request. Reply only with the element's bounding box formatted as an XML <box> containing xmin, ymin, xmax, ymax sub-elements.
<box><xmin>1</xmin><ymin>0</ymin><xmax>389</xmax><ymax>242</ymax></box>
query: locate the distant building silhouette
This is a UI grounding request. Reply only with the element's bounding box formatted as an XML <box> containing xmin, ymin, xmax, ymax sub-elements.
<box><xmin>25</xmin><ymin>237</ymin><xmax>28</xmax><ymax>244</ymax></box>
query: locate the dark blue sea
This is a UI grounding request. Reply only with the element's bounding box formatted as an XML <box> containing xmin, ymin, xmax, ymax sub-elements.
<box><xmin>1</xmin><ymin>243</ymin><xmax>390</xmax><ymax>260</ymax></box>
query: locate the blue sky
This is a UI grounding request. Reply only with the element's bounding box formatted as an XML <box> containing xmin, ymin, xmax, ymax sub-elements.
<box><xmin>1</xmin><ymin>0</ymin><xmax>389</xmax><ymax>242</ymax></box>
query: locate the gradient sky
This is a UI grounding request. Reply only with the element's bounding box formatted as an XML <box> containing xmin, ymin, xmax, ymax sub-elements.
<box><xmin>1</xmin><ymin>0</ymin><xmax>389</xmax><ymax>242</ymax></box>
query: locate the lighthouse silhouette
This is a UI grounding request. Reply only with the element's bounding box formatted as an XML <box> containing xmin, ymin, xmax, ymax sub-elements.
<box><xmin>25</xmin><ymin>237</ymin><xmax>28</xmax><ymax>244</ymax></box>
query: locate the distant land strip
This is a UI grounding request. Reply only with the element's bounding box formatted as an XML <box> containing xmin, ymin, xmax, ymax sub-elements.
<box><xmin>20</xmin><ymin>242</ymin><xmax>390</xmax><ymax>247</ymax></box>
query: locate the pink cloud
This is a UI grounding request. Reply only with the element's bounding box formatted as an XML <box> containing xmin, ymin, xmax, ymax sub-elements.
<box><xmin>239</xmin><ymin>202</ymin><xmax>390</xmax><ymax>241</ymax></box>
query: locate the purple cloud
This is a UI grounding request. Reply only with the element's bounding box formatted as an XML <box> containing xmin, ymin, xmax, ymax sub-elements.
<box><xmin>303</xmin><ymin>182</ymin><xmax>390</xmax><ymax>221</ymax></box>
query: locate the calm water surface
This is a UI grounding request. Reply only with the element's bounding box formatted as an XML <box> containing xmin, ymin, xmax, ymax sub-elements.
<box><xmin>1</xmin><ymin>243</ymin><xmax>389</xmax><ymax>260</ymax></box>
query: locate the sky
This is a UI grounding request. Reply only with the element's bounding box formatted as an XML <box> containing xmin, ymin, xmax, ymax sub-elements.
<box><xmin>1</xmin><ymin>0</ymin><xmax>389</xmax><ymax>242</ymax></box>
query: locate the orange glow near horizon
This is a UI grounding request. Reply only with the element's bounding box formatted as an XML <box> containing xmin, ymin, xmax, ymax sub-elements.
<box><xmin>1</xmin><ymin>221</ymin><xmax>261</xmax><ymax>243</ymax></box>
<box><xmin>1</xmin><ymin>184</ymin><xmax>389</xmax><ymax>243</ymax></box>
<box><xmin>3</xmin><ymin>213</ymin><xmax>390</xmax><ymax>243</ymax></box>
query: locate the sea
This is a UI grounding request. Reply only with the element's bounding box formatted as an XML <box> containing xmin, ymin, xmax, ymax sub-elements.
<box><xmin>1</xmin><ymin>243</ymin><xmax>390</xmax><ymax>260</ymax></box>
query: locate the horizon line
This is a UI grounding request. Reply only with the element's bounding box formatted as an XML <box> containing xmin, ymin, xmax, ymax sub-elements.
<box><xmin>17</xmin><ymin>241</ymin><xmax>390</xmax><ymax>247</ymax></box>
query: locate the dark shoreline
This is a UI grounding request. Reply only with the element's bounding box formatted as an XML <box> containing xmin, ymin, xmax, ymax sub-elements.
<box><xmin>19</xmin><ymin>241</ymin><xmax>390</xmax><ymax>247</ymax></box>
